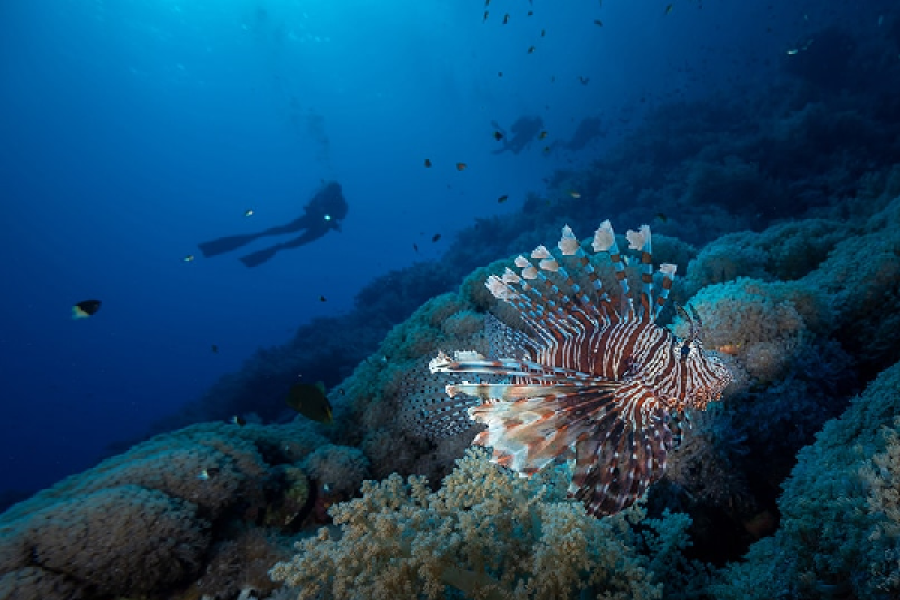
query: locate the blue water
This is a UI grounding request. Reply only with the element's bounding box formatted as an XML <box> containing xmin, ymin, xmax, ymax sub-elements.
<box><xmin>0</xmin><ymin>0</ymin><xmax>869</xmax><ymax>499</ymax></box>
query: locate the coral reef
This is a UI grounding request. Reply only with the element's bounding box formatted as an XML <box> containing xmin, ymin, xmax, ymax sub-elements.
<box><xmin>711</xmin><ymin>359</ymin><xmax>900</xmax><ymax>599</ymax></box>
<box><xmin>271</xmin><ymin>448</ymin><xmax>668</xmax><ymax>600</ymax></box>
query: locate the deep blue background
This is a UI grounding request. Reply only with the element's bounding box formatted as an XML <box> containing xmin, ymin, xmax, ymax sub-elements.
<box><xmin>0</xmin><ymin>0</ymin><xmax>849</xmax><ymax>496</ymax></box>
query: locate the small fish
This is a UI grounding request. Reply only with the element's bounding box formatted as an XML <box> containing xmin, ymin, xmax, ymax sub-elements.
<box><xmin>183</xmin><ymin>254</ymin><xmax>195</xmax><ymax>262</ymax></box>
<box><xmin>593</xmin><ymin>19</ymin><xmax>603</xmax><ymax>27</ymax></box>
<box><xmin>231</xmin><ymin>415</ymin><xmax>246</xmax><ymax>426</ymax></box>
<box><xmin>539</xmin><ymin>131</ymin><xmax>548</xmax><ymax>140</ymax></box>
<box><xmin>578</xmin><ymin>76</ymin><xmax>590</xmax><ymax>85</ymax></box>
<box><xmin>717</xmin><ymin>344</ymin><xmax>741</xmax><ymax>356</ymax></box>
<box><xmin>484</xmin><ymin>0</ymin><xmax>490</xmax><ymax>5</ymax></box>
<box><xmin>541</xmin><ymin>28</ymin><xmax>546</xmax><ymax>37</ymax></box>
<box><xmin>424</xmin><ymin>158</ymin><xmax>432</xmax><ymax>168</ymax></box>
<box><xmin>197</xmin><ymin>467</ymin><xmax>221</xmax><ymax>481</ymax></box>
<box><xmin>211</xmin><ymin>344</ymin><xmax>219</xmax><ymax>354</ymax></box>
<box><xmin>527</xmin><ymin>45</ymin><xmax>536</xmax><ymax>54</ymax></box>
<box><xmin>319</xmin><ymin>295</ymin><xmax>327</xmax><ymax>302</ymax></box>
<box><xmin>244</xmin><ymin>209</ymin><xmax>254</xmax><ymax>217</ymax></box>
<box><xmin>413</xmin><ymin>243</ymin><xmax>419</xmax><ymax>253</ymax></box>
<box><xmin>456</xmin><ymin>162</ymin><xmax>467</xmax><ymax>171</ymax></box>
<box><xmin>502</xmin><ymin>13</ymin><xmax>509</xmax><ymax>24</ymax></box>
<box><xmin>527</xmin><ymin>10</ymin><xmax>533</xmax><ymax>16</ymax></box>
<box><xmin>542</xmin><ymin>146</ymin><xmax>551</xmax><ymax>154</ymax></box>
<box><xmin>498</xmin><ymin>71</ymin><xmax>503</xmax><ymax>77</ymax></box>
<box><xmin>432</xmin><ymin>233</ymin><xmax>441</xmax><ymax>243</ymax></box>
<box><xmin>665</xmin><ymin>4</ymin><xmax>673</xmax><ymax>15</ymax></box>
<box><xmin>493</xmin><ymin>131</ymin><xmax>504</xmax><ymax>141</ymax></box>
<box><xmin>483</xmin><ymin>10</ymin><xmax>489</xmax><ymax>22</ymax></box>
<box><xmin>655</xmin><ymin>212</ymin><xmax>668</xmax><ymax>223</ymax></box>
<box><xmin>72</xmin><ymin>299</ymin><xmax>101</xmax><ymax>320</ymax></box>
<box><xmin>569</xmin><ymin>190</ymin><xmax>582</xmax><ymax>199</ymax></box>
<box><xmin>497</xmin><ymin>194</ymin><xmax>509</xmax><ymax>203</ymax></box>
<box><xmin>286</xmin><ymin>381</ymin><xmax>333</xmax><ymax>424</ymax></box>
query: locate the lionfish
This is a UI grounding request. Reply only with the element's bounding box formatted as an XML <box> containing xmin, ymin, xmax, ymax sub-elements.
<box><xmin>407</xmin><ymin>220</ymin><xmax>732</xmax><ymax>516</ymax></box>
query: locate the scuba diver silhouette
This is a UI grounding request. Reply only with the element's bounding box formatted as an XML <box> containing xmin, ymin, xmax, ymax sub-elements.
<box><xmin>198</xmin><ymin>180</ymin><xmax>348</xmax><ymax>267</ymax></box>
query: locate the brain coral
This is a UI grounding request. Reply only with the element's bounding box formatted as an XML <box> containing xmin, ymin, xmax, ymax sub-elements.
<box><xmin>23</xmin><ymin>485</ymin><xmax>208</xmax><ymax>596</ymax></box>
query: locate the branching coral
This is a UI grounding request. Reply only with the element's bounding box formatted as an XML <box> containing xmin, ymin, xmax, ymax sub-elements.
<box><xmin>270</xmin><ymin>448</ymin><xmax>662</xmax><ymax>600</ymax></box>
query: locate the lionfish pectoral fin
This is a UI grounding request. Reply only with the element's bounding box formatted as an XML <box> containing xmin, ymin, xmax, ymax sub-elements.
<box><xmin>569</xmin><ymin>383</ymin><xmax>673</xmax><ymax>516</ymax></box>
<box><xmin>469</xmin><ymin>382</ymin><xmax>621</xmax><ymax>477</ymax></box>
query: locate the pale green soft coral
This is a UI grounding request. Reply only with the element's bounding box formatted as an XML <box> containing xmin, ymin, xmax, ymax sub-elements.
<box><xmin>711</xmin><ymin>359</ymin><xmax>900</xmax><ymax>599</ymax></box>
<box><xmin>270</xmin><ymin>448</ymin><xmax>662</xmax><ymax>600</ymax></box>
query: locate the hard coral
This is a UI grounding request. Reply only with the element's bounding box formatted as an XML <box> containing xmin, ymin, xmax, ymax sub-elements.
<box><xmin>270</xmin><ymin>448</ymin><xmax>661</xmax><ymax>600</ymax></box>
<box><xmin>25</xmin><ymin>485</ymin><xmax>209</xmax><ymax>596</ymax></box>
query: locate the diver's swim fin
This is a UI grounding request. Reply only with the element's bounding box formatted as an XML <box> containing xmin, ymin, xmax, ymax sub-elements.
<box><xmin>198</xmin><ymin>233</ymin><xmax>261</xmax><ymax>257</ymax></box>
<box><xmin>239</xmin><ymin>245</ymin><xmax>279</xmax><ymax>268</ymax></box>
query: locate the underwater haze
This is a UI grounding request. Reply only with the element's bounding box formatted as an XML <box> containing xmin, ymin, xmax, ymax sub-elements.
<box><xmin>0</xmin><ymin>0</ymin><xmax>886</xmax><ymax>513</ymax></box>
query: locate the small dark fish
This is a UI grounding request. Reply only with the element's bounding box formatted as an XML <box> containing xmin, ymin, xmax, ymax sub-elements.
<box><xmin>528</xmin><ymin>10</ymin><xmax>533</xmax><ymax>16</ymax></box>
<box><xmin>72</xmin><ymin>299</ymin><xmax>101</xmax><ymax>320</ymax></box>
<box><xmin>502</xmin><ymin>13</ymin><xmax>509</xmax><ymax>24</ymax></box>
<box><xmin>197</xmin><ymin>467</ymin><xmax>221</xmax><ymax>480</ymax></box>
<box><xmin>484</xmin><ymin>0</ymin><xmax>490</xmax><ymax>5</ymax></box>
<box><xmin>211</xmin><ymin>344</ymin><xmax>219</xmax><ymax>354</ymax></box>
<box><xmin>456</xmin><ymin>162</ymin><xmax>467</xmax><ymax>171</ymax></box>
<box><xmin>231</xmin><ymin>415</ymin><xmax>246</xmax><ymax>426</ymax></box>
<box><xmin>432</xmin><ymin>233</ymin><xmax>441</xmax><ymax>243</ymax></box>
<box><xmin>413</xmin><ymin>243</ymin><xmax>419</xmax><ymax>253</ymax></box>
<box><xmin>319</xmin><ymin>295</ymin><xmax>327</xmax><ymax>302</ymax></box>
<box><xmin>286</xmin><ymin>381</ymin><xmax>333</xmax><ymax>424</ymax></box>
<box><xmin>527</xmin><ymin>45</ymin><xmax>536</xmax><ymax>54</ymax></box>
<box><xmin>655</xmin><ymin>212</ymin><xmax>668</xmax><ymax>223</ymax></box>
<box><xmin>424</xmin><ymin>158</ymin><xmax>432</xmax><ymax>168</ymax></box>
<box><xmin>593</xmin><ymin>19</ymin><xmax>603</xmax><ymax>27</ymax></box>
<box><xmin>541</xmin><ymin>29</ymin><xmax>546</xmax><ymax>37</ymax></box>
<box><xmin>483</xmin><ymin>10</ymin><xmax>489</xmax><ymax>22</ymax></box>
<box><xmin>497</xmin><ymin>195</ymin><xmax>509</xmax><ymax>203</ymax></box>
<box><xmin>579</xmin><ymin>76</ymin><xmax>590</xmax><ymax>85</ymax></box>
<box><xmin>498</xmin><ymin>71</ymin><xmax>503</xmax><ymax>77</ymax></box>
<box><xmin>493</xmin><ymin>131</ymin><xmax>504</xmax><ymax>141</ymax></box>
<box><xmin>543</xmin><ymin>146</ymin><xmax>551</xmax><ymax>155</ymax></box>
<box><xmin>665</xmin><ymin>4</ymin><xmax>673</xmax><ymax>15</ymax></box>
<box><xmin>539</xmin><ymin>131</ymin><xmax>548</xmax><ymax>140</ymax></box>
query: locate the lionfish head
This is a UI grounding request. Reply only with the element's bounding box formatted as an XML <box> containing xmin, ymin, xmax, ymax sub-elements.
<box><xmin>670</xmin><ymin>336</ymin><xmax>732</xmax><ymax>411</ymax></box>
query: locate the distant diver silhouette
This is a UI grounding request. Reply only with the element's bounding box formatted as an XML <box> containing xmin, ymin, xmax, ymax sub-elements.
<box><xmin>198</xmin><ymin>180</ymin><xmax>348</xmax><ymax>267</ymax></box>
<box><xmin>490</xmin><ymin>115</ymin><xmax>544</xmax><ymax>155</ymax></box>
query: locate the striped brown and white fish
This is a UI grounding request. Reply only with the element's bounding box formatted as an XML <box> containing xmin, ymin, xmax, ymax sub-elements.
<box><xmin>407</xmin><ymin>220</ymin><xmax>732</xmax><ymax>516</ymax></box>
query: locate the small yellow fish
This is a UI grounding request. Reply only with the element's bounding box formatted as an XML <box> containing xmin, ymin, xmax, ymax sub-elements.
<box><xmin>72</xmin><ymin>299</ymin><xmax>102</xmax><ymax>320</ymax></box>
